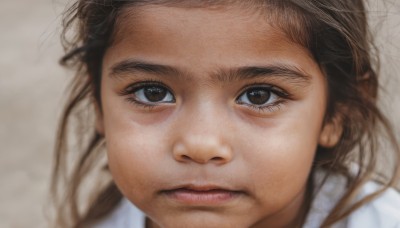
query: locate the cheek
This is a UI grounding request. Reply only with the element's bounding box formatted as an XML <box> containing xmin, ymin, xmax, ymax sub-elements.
<box><xmin>248</xmin><ymin>132</ymin><xmax>317</xmax><ymax>190</ymax></box>
<box><xmin>239</xmin><ymin>107</ymin><xmax>323</xmax><ymax>205</ymax></box>
<box><xmin>102</xmin><ymin>99</ymin><xmax>170</xmax><ymax>202</ymax></box>
<box><xmin>100</xmin><ymin>81</ymin><xmax>167</xmax><ymax>204</ymax></box>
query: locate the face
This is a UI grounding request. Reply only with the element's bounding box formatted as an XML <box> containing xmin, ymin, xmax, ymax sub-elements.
<box><xmin>99</xmin><ymin>4</ymin><xmax>332</xmax><ymax>228</ymax></box>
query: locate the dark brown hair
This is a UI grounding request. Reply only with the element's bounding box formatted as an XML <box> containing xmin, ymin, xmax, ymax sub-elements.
<box><xmin>52</xmin><ymin>0</ymin><xmax>400</xmax><ymax>227</ymax></box>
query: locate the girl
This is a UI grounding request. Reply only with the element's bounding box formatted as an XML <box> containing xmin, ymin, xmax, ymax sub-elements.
<box><xmin>52</xmin><ymin>0</ymin><xmax>400</xmax><ymax>227</ymax></box>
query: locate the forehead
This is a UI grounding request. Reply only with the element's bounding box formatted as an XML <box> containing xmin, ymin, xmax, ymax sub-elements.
<box><xmin>105</xmin><ymin>5</ymin><xmax>319</xmax><ymax>79</ymax></box>
<box><xmin>114</xmin><ymin>5</ymin><xmax>267</xmax><ymax>42</ymax></box>
<box><xmin>114</xmin><ymin>5</ymin><xmax>286</xmax><ymax>49</ymax></box>
<box><xmin>113</xmin><ymin>1</ymin><xmax>310</xmax><ymax>46</ymax></box>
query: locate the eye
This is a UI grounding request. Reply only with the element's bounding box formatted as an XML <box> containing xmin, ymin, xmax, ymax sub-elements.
<box><xmin>123</xmin><ymin>83</ymin><xmax>175</xmax><ymax>105</ymax></box>
<box><xmin>135</xmin><ymin>85</ymin><xmax>174</xmax><ymax>103</ymax></box>
<box><xmin>236</xmin><ymin>86</ymin><xmax>281</xmax><ymax>107</ymax></box>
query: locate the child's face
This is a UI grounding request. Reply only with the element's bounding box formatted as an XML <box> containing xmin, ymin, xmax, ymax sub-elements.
<box><xmin>98</xmin><ymin>5</ymin><xmax>331</xmax><ymax>228</ymax></box>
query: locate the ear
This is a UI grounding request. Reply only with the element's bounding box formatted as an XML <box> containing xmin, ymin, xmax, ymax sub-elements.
<box><xmin>318</xmin><ymin>116</ymin><xmax>343</xmax><ymax>148</ymax></box>
<box><xmin>94</xmin><ymin>101</ymin><xmax>105</xmax><ymax>135</ymax></box>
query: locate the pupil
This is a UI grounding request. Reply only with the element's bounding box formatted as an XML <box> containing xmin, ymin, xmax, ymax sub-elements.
<box><xmin>247</xmin><ymin>89</ymin><xmax>271</xmax><ymax>105</ymax></box>
<box><xmin>144</xmin><ymin>86</ymin><xmax>167</xmax><ymax>102</ymax></box>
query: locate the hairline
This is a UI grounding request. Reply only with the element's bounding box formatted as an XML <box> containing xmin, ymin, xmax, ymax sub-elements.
<box><xmin>109</xmin><ymin>0</ymin><xmax>312</xmax><ymax>50</ymax></box>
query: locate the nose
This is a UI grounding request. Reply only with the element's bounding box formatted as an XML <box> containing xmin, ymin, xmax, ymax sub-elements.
<box><xmin>171</xmin><ymin>99</ymin><xmax>234</xmax><ymax>165</ymax></box>
<box><xmin>172</xmin><ymin>135</ymin><xmax>233</xmax><ymax>165</ymax></box>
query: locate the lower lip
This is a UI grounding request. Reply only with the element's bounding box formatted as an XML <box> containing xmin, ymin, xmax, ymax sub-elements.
<box><xmin>162</xmin><ymin>189</ymin><xmax>242</xmax><ymax>205</ymax></box>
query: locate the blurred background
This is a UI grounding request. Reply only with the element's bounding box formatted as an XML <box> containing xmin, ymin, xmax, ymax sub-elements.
<box><xmin>0</xmin><ymin>0</ymin><xmax>399</xmax><ymax>227</ymax></box>
<box><xmin>0</xmin><ymin>1</ymin><xmax>67</xmax><ymax>227</ymax></box>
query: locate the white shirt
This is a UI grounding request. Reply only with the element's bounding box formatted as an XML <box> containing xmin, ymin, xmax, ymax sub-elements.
<box><xmin>94</xmin><ymin>172</ymin><xmax>400</xmax><ymax>228</ymax></box>
<box><xmin>303</xmin><ymin>171</ymin><xmax>400</xmax><ymax>228</ymax></box>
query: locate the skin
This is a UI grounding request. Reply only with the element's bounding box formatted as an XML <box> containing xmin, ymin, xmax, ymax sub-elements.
<box><xmin>97</xmin><ymin>4</ymin><xmax>340</xmax><ymax>228</ymax></box>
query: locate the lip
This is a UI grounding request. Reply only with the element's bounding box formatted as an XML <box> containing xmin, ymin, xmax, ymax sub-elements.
<box><xmin>161</xmin><ymin>184</ymin><xmax>244</xmax><ymax>205</ymax></box>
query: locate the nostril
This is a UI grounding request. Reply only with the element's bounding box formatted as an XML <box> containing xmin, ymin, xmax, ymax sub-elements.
<box><xmin>211</xmin><ymin>157</ymin><xmax>224</xmax><ymax>161</ymax></box>
<box><xmin>172</xmin><ymin>140</ymin><xmax>233</xmax><ymax>164</ymax></box>
<box><xmin>181</xmin><ymin>155</ymin><xmax>191</xmax><ymax>161</ymax></box>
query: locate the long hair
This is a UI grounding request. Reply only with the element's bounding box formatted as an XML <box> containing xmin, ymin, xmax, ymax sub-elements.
<box><xmin>51</xmin><ymin>1</ymin><xmax>400</xmax><ymax>227</ymax></box>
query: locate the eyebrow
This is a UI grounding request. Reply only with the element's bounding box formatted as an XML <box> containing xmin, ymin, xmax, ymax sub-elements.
<box><xmin>111</xmin><ymin>59</ymin><xmax>181</xmax><ymax>78</ymax></box>
<box><xmin>109</xmin><ymin>59</ymin><xmax>312</xmax><ymax>85</ymax></box>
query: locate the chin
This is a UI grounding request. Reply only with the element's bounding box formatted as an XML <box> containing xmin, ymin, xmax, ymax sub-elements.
<box><xmin>150</xmin><ymin>211</ymin><xmax>252</xmax><ymax>228</ymax></box>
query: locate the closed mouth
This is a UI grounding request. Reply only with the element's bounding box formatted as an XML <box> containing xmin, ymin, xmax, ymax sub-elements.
<box><xmin>160</xmin><ymin>185</ymin><xmax>245</xmax><ymax>205</ymax></box>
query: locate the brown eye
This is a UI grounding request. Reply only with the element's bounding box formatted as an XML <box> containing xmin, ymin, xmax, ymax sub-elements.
<box><xmin>144</xmin><ymin>86</ymin><xmax>168</xmax><ymax>102</ymax></box>
<box><xmin>236</xmin><ymin>85</ymin><xmax>284</xmax><ymax>110</ymax></box>
<box><xmin>237</xmin><ymin>87</ymin><xmax>275</xmax><ymax>106</ymax></box>
<box><xmin>246</xmin><ymin>88</ymin><xmax>271</xmax><ymax>105</ymax></box>
<box><xmin>133</xmin><ymin>85</ymin><xmax>175</xmax><ymax>104</ymax></box>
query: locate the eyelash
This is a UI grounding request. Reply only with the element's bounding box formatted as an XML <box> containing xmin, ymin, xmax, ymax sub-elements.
<box><xmin>119</xmin><ymin>79</ymin><xmax>173</xmax><ymax>110</ymax></box>
<box><xmin>236</xmin><ymin>84</ymin><xmax>290</xmax><ymax>113</ymax></box>
<box><xmin>119</xmin><ymin>81</ymin><xmax>291</xmax><ymax>113</ymax></box>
